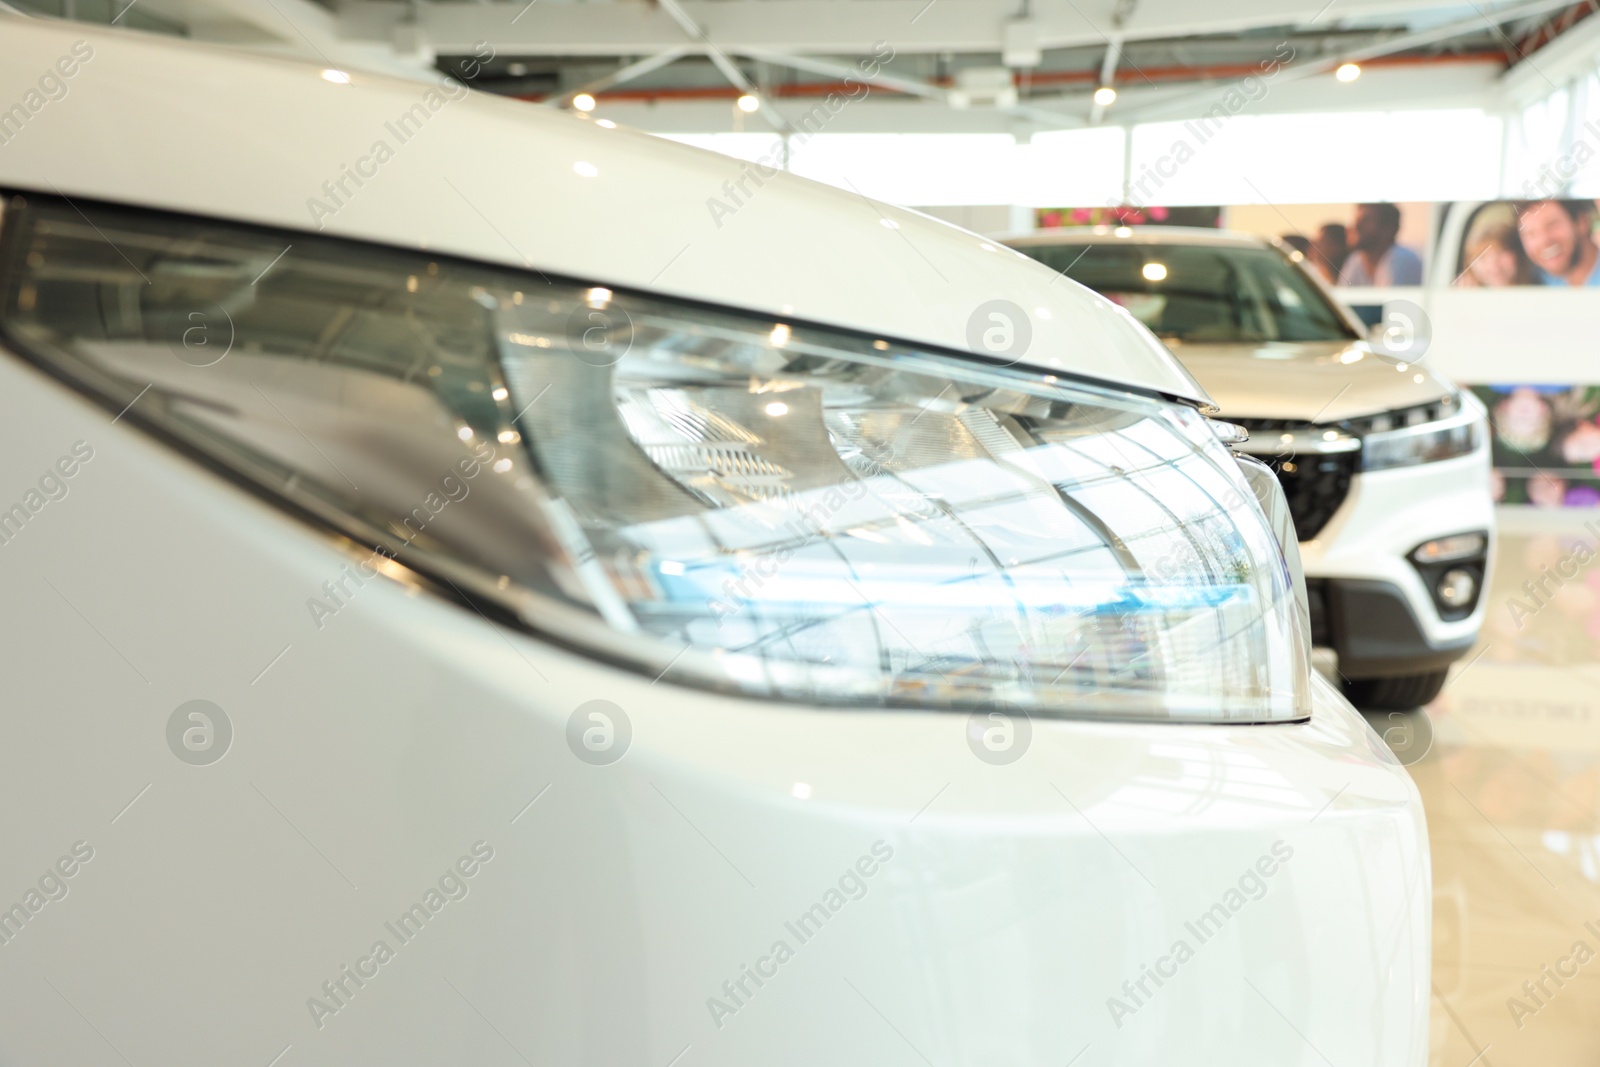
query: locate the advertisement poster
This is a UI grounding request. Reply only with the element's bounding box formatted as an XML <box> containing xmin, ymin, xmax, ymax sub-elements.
<box><xmin>1471</xmin><ymin>385</ymin><xmax>1600</xmax><ymax>506</ymax></box>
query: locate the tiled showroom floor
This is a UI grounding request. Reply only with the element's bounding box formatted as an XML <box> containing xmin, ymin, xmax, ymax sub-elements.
<box><xmin>1369</xmin><ymin>510</ymin><xmax>1600</xmax><ymax>1065</ymax></box>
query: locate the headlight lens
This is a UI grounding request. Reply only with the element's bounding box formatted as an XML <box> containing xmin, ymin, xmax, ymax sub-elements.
<box><xmin>1359</xmin><ymin>397</ymin><xmax>1484</xmax><ymax>471</ymax></box>
<box><xmin>0</xmin><ymin>194</ymin><xmax>1310</xmax><ymax>722</ymax></box>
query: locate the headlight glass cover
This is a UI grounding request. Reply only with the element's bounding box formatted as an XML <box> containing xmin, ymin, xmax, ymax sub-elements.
<box><xmin>1359</xmin><ymin>395</ymin><xmax>1484</xmax><ymax>471</ymax></box>
<box><xmin>0</xmin><ymin>195</ymin><xmax>1310</xmax><ymax>722</ymax></box>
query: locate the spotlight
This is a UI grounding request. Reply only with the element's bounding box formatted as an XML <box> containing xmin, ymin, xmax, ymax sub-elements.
<box><xmin>737</xmin><ymin>93</ymin><xmax>761</xmax><ymax>113</ymax></box>
<box><xmin>1335</xmin><ymin>63</ymin><xmax>1361</xmax><ymax>83</ymax></box>
<box><xmin>1093</xmin><ymin>85</ymin><xmax>1117</xmax><ymax>106</ymax></box>
<box><xmin>1437</xmin><ymin>569</ymin><xmax>1478</xmax><ymax>608</ymax></box>
<box><xmin>571</xmin><ymin>92</ymin><xmax>597</xmax><ymax>112</ymax></box>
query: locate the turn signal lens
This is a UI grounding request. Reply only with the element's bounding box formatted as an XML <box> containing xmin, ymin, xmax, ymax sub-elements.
<box><xmin>1412</xmin><ymin>532</ymin><xmax>1487</xmax><ymax>564</ymax></box>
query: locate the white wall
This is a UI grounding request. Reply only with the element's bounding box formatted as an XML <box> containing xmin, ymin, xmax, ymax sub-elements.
<box><xmin>662</xmin><ymin>127</ymin><xmax>1127</xmax><ymax>209</ymax></box>
<box><xmin>662</xmin><ymin>109</ymin><xmax>1505</xmax><ymax>220</ymax></box>
<box><xmin>1127</xmin><ymin>110</ymin><xmax>1502</xmax><ymax>206</ymax></box>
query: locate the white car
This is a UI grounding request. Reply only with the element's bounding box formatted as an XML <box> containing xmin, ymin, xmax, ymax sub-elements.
<box><xmin>0</xmin><ymin>19</ymin><xmax>1427</xmax><ymax>1067</ymax></box>
<box><xmin>1009</xmin><ymin>226</ymin><xmax>1494</xmax><ymax>711</ymax></box>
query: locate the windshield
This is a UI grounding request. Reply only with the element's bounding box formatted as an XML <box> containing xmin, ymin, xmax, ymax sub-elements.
<box><xmin>1016</xmin><ymin>240</ymin><xmax>1357</xmax><ymax>345</ymax></box>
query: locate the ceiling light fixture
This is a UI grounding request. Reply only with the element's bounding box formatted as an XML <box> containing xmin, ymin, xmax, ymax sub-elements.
<box><xmin>571</xmin><ymin>92</ymin><xmax>597</xmax><ymax>112</ymax></box>
<box><xmin>1093</xmin><ymin>85</ymin><xmax>1117</xmax><ymax>106</ymax></box>
<box><xmin>1335</xmin><ymin>63</ymin><xmax>1361</xmax><ymax>82</ymax></box>
<box><xmin>736</xmin><ymin>93</ymin><xmax>761</xmax><ymax>113</ymax></box>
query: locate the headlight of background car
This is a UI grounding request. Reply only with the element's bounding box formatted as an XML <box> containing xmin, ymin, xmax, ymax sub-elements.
<box><xmin>1360</xmin><ymin>394</ymin><xmax>1485</xmax><ymax>472</ymax></box>
<box><xmin>0</xmin><ymin>194</ymin><xmax>1310</xmax><ymax>723</ymax></box>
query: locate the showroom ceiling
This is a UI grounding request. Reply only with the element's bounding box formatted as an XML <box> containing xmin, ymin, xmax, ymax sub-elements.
<box><xmin>15</xmin><ymin>0</ymin><xmax>1600</xmax><ymax>129</ymax></box>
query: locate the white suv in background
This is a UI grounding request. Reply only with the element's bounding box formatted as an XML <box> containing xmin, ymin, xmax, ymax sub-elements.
<box><xmin>1009</xmin><ymin>226</ymin><xmax>1493</xmax><ymax>710</ymax></box>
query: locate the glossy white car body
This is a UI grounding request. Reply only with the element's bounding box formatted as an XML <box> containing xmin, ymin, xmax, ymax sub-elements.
<box><xmin>0</xmin><ymin>17</ymin><xmax>1427</xmax><ymax>1067</ymax></box>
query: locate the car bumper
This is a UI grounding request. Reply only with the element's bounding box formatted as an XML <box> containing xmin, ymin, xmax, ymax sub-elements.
<box><xmin>1299</xmin><ymin>445</ymin><xmax>1494</xmax><ymax>679</ymax></box>
<box><xmin>0</xmin><ymin>352</ymin><xmax>1431</xmax><ymax>1066</ymax></box>
<box><xmin>1308</xmin><ymin>576</ymin><xmax>1478</xmax><ymax>677</ymax></box>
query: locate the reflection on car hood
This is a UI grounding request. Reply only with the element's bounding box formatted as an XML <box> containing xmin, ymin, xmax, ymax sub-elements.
<box><xmin>1169</xmin><ymin>339</ymin><xmax>1456</xmax><ymax>423</ymax></box>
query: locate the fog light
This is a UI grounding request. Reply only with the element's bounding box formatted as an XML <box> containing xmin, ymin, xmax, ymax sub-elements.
<box><xmin>1412</xmin><ymin>532</ymin><xmax>1487</xmax><ymax>564</ymax></box>
<box><xmin>1437</xmin><ymin>569</ymin><xmax>1477</xmax><ymax>607</ymax></box>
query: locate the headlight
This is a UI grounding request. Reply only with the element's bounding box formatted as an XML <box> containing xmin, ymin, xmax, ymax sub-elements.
<box><xmin>0</xmin><ymin>194</ymin><xmax>1310</xmax><ymax>723</ymax></box>
<box><xmin>1359</xmin><ymin>395</ymin><xmax>1484</xmax><ymax>472</ymax></box>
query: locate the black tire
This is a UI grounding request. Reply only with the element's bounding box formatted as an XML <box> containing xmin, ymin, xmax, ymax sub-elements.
<box><xmin>1340</xmin><ymin>670</ymin><xmax>1449</xmax><ymax>711</ymax></box>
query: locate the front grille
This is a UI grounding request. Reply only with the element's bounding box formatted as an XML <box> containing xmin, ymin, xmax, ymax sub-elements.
<box><xmin>1258</xmin><ymin>452</ymin><xmax>1357</xmax><ymax>540</ymax></box>
<box><xmin>1233</xmin><ymin>418</ymin><xmax>1360</xmax><ymax>541</ymax></box>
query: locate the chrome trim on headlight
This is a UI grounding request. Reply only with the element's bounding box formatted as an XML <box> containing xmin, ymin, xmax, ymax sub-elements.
<box><xmin>1234</xmin><ymin>430</ymin><xmax>1361</xmax><ymax>457</ymax></box>
<box><xmin>1234</xmin><ymin>453</ymin><xmax>1313</xmax><ymax>678</ymax></box>
<box><xmin>1208</xmin><ymin>419</ymin><xmax>1251</xmax><ymax>446</ymax></box>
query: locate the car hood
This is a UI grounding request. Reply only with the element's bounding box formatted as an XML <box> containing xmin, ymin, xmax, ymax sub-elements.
<box><xmin>0</xmin><ymin>17</ymin><xmax>1210</xmax><ymax>410</ymax></box>
<box><xmin>1169</xmin><ymin>339</ymin><xmax>1456</xmax><ymax>423</ymax></box>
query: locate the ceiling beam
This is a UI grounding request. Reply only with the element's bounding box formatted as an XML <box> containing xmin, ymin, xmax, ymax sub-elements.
<box><xmin>1088</xmin><ymin>39</ymin><xmax>1121</xmax><ymax>122</ymax></box>
<box><xmin>739</xmin><ymin>48</ymin><xmax>949</xmax><ymax>101</ymax></box>
<box><xmin>334</xmin><ymin>0</ymin><xmax>1483</xmax><ymax>58</ymax></box>
<box><xmin>587</xmin><ymin>59</ymin><xmax>1498</xmax><ymax>135</ymax></box>
<box><xmin>1087</xmin><ymin>0</ymin><xmax>1135</xmax><ymax>123</ymax></box>
<box><xmin>1113</xmin><ymin>0</ymin><xmax>1579</xmax><ymax>122</ymax></box>
<box><xmin>653</xmin><ymin>0</ymin><xmax>797</xmax><ymax>134</ymax></box>
<box><xmin>549</xmin><ymin>45</ymin><xmax>693</xmax><ymax>105</ymax></box>
<box><xmin>1501</xmin><ymin>3</ymin><xmax>1600</xmax><ymax>103</ymax></box>
<box><xmin>742</xmin><ymin>47</ymin><xmax>1084</xmax><ymax>127</ymax></box>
